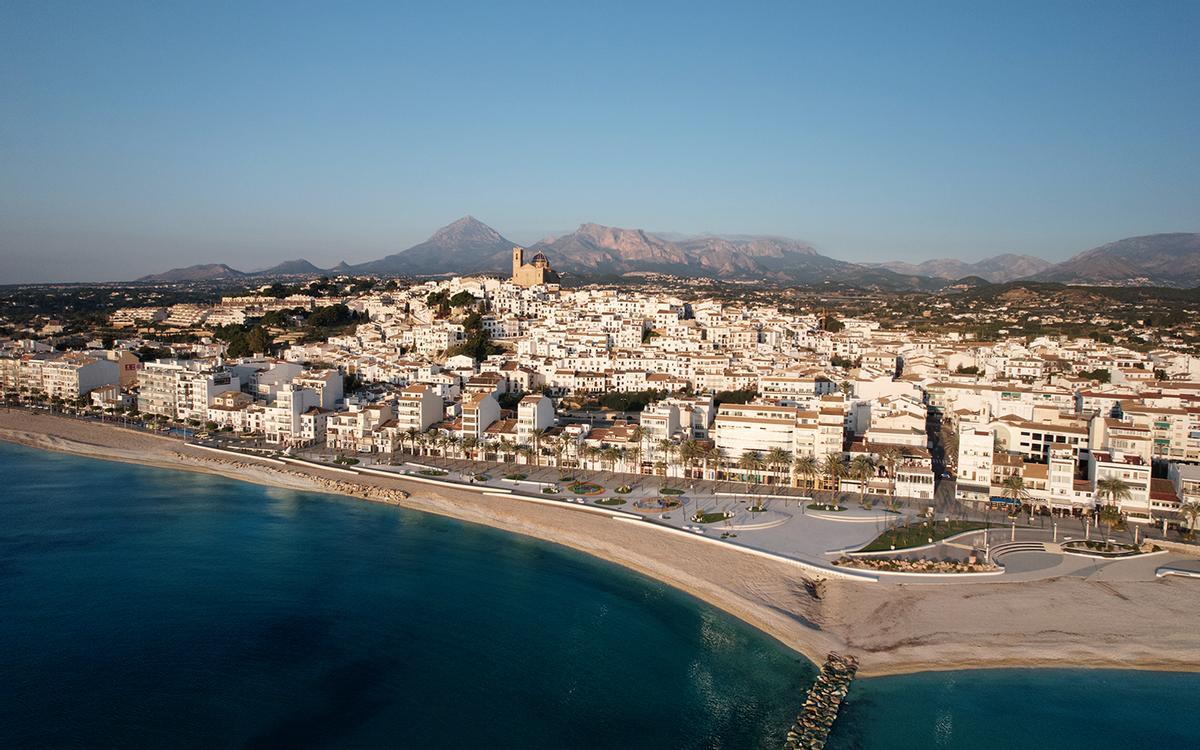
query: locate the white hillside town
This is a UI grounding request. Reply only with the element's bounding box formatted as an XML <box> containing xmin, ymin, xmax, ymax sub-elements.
<box><xmin>3</xmin><ymin>252</ymin><xmax>1200</xmax><ymax>534</ymax></box>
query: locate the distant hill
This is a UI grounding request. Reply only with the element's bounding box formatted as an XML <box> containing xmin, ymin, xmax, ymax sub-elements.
<box><xmin>133</xmin><ymin>224</ymin><xmax>1200</xmax><ymax>291</ymax></box>
<box><xmin>254</xmin><ymin>259</ymin><xmax>323</xmax><ymax>276</ymax></box>
<box><xmin>324</xmin><ymin>217</ymin><xmax>934</xmax><ymax>288</ymax></box>
<box><xmin>875</xmin><ymin>254</ymin><xmax>1052</xmax><ymax>283</ymax></box>
<box><xmin>137</xmin><ymin>263</ymin><xmax>247</xmax><ymax>283</ymax></box>
<box><xmin>525</xmin><ymin>224</ymin><xmax>939</xmax><ymax>288</ymax></box>
<box><xmin>1025</xmin><ymin>233</ymin><xmax>1200</xmax><ymax>287</ymax></box>
<box><xmin>346</xmin><ymin>216</ymin><xmax>516</xmax><ymax>276</ymax></box>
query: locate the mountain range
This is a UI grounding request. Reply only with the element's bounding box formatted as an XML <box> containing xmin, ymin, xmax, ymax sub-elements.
<box><xmin>136</xmin><ymin>218</ymin><xmax>1200</xmax><ymax>289</ymax></box>
<box><xmin>872</xmin><ymin>254</ymin><xmax>1054</xmax><ymax>284</ymax></box>
<box><xmin>1024</xmin><ymin>233</ymin><xmax>1200</xmax><ymax>287</ymax></box>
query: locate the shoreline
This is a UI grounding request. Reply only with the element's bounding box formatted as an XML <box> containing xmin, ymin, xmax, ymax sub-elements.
<box><xmin>2</xmin><ymin>410</ymin><xmax>1199</xmax><ymax>679</ymax></box>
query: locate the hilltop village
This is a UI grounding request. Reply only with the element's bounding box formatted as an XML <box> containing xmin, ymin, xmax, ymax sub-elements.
<box><xmin>3</xmin><ymin>250</ymin><xmax>1200</xmax><ymax>529</ymax></box>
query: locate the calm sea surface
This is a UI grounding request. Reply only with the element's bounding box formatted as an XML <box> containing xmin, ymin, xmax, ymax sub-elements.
<box><xmin>1</xmin><ymin>442</ymin><xmax>1196</xmax><ymax>749</ymax></box>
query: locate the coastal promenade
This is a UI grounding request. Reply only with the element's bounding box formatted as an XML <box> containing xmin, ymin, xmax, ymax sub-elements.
<box><xmin>3</xmin><ymin>409</ymin><xmax>1200</xmax><ymax>679</ymax></box>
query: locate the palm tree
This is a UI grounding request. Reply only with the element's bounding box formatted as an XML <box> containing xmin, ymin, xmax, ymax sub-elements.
<box><xmin>550</xmin><ymin>437</ymin><xmax>567</xmax><ymax>470</ymax></box>
<box><xmin>849</xmin><ymin>454</ymin><xmax>876</xmax><ymax>508</ymax></box>
<box><xmin>765</xmin><ymin>447</ymin><xmax>791</xmax><ymax>488</ymax></box>
<box><xmin>821</xmin><ymin>453</ymin><xmax>845</xmax><ymax>506</ymax></box>
<box><xmin>1179</xmin><ymin>500</ymin><xmax>1200</xmax><ymax>540</ymax></box>
<box><xmin>529</xmin><ymin>428</ymin><xmax>547</xmax><ymax>467</ymax></box>
<box><xmin>626</xmin><ymin>444</ymin><xmax>643</xmax><ymax>476</ymax></box>
<box><xmin>879</xmin><ymin>446</ymin><xmax>902</xmax><ymax>510</ymax></box>
<box><xmin>658</xmin><ymin>439</ymin><xmax>678</xmax><ymax>489</ymax></box>
<box><xmin>1097</xmin><ymin>504</ymin><xmax>1124</xmax><ymax>548</ymax></box>
<box><xmin>1095</xmin><ymin>477</ymin><xmax>1132</xmax><ymax>511</ymax></box>
<box><xmin>461</xmin><ymin>434</ymin><xmax>479</xmax><ymax>462</ymax></box>
<box><xmin>581</xmin><ymin>445</ymin><xmax>600</xmax><ymax>478</ymax></box>
<box><xmin>1095</xmin><ymin>477</ymin><xmax>1132</xmax><ymax>546</ymax></box>
<box><xmin>678</xmin><ymin>439</ymin><xmax>700</xmax><ymax>481</ymax></box>
<box><xmin>516</xmin><ymin>444</ymin><xmax>534</xmax><ymax>467</ymax></box>
<box><xmin>1000</xmin><ymin>474</ymin><xmax>1030</xmax><ymax>511</ymax></box>
<box><xmin>793</xmin><ymin>454</ymin><xmax>818</xmax><ymax>495</ymax></box>
<box><xmin>444</xmin><ymin>433</ymin><xmax>461</xmax><ymax>461</ymax></box>
<box><xmin>738</xmin><ymin>450</ymin><xmax>765</xmax><ymax>507</ymax></box>
<box><xmin>602</xmin><ymin>446</ymin><xmax>621</xmax><ymax>475</ymax></box>
<box><xmin>497</xmin><ymin>437</ymin><xmax>516</xmax><ymax>473</ymax></box>
<box><xmin>630</xmin><ymin>424</ymin><xmax>646</xmax><ymax>459</ymax></box>
<box><xmin>704</xmin><ymin>446</ymin><xmax>723</xmax><ymax>483</ymax></box>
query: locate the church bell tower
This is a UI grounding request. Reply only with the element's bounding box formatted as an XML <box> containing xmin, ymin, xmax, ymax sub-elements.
<box><xmin>512</xmin><ymin>246</ymin><xmax>524</xmax><ymax>278</ymax></box>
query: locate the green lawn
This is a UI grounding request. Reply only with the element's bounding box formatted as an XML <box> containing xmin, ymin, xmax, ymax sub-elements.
<box><xmin>693</xmin><ymin>511</ymin><xmax>729</xmax><ymax>524</ymax></box>
<box><xmin>594</xmin><ymin>497</ymin><xmax>626</xmax><ymax>506</ymax></box>
<box><xmin>569</xmin><ymin>482</ymin><xmax>604</xmax><ymax>495</ymax></box>
<box><xmin>860</xmin><ymin>519</ymin><xmax>987</xmax><ymax>552</ymax></box>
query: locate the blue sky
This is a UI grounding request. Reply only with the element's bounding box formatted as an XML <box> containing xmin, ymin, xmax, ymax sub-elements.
<box><xmin>2</xmin><ymin>0</ymin><xmax>1198</xmax><ymax>282</ymax></box>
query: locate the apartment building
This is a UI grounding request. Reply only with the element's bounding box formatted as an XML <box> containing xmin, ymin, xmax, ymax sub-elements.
<box><xmin>1090</xmin><ymin>451</ymin><xmax>1153</xmax><ymax>521</ymax></box>
<box><xmin>460</xmin><ymin>393</ymin><xmax>500</xmax><ymax>440</ymax></box>
<box><xmin>714</xmin><ymin>402</ymin><xmax>801</xmax><ymax>460</ymax></box>
<box><xmin>326</xmin><ymin>403</ymin><xmax>394</xmax><ymax>453</ymax></box>
<box><xmin>32</xmin><ymin>352</ymin><xmax>120</xmax><ymax>401</ymax></box>
<box><xmin>640</xmin><ymin>401</ymin><xmax>681</xmax><ymax>442</ymax></box>
<box><xmin>955</xmin><ymin>425</ymin><xmax>994</xmax><ymax>503</ymax></box>
<box><xmin>137</xmin><ymin>360</ymin><xmax>240</xmax><ymax>421</ymax></box>
<box><xmin>516</xmin><ymin>394</ymin><xmax>554</xmax><ymax>445</ymax></box>
<box><xmin>395</xmin><ymin>384</ymin><xmax>442</xmax><ymax>433</ymax></box>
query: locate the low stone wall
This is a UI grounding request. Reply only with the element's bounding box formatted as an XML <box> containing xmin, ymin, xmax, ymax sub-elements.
<box><xmin>1140</xmin><ymin>538</ymin><xmax>1200</xmax><ymax>558</ymax></box>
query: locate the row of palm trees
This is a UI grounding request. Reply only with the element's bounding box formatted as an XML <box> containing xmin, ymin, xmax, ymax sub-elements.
<box><xmin>992</xmin><ymin>473</ymin><xmax>1195</xmax><ymax>546</ymax></box>
<box><xmin>391</xmin><ymin>425</ymin><xmax>916</xmax><ymax>506</ymax></box>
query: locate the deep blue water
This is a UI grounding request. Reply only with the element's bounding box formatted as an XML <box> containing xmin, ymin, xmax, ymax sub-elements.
<box><xmin>0</xmin><ymin>442</ymin><xmax>809</xmax><ymax>748</ymax></box>
<box><xmin>2</xmin><ymin>442</ymin><xmax>1197</xmax><ymax>749</ymax></box>
<box><xmin>828</xmin><ymin>669</ymin><xmax>1200</xmax><ymax>750</ymax></box>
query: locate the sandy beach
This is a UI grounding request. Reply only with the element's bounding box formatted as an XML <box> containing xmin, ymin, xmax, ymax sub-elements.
<box><xmin>2</xmin><ymin>410</ymin><xmax>1198</xmax><ymax>678</ymax></box>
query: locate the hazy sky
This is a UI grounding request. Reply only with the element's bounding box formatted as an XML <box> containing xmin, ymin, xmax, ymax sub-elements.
<box><xmin>2</xmin><ymin>1</ymin><xmax>1198</xmax><ymax>282</ymax></box>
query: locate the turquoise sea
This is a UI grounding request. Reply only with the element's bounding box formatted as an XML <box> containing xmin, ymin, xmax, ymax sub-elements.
<box><xmin>1</xmin><ymin>441</ymin><xmax>1197</xmax><ymax>749</ymax></box>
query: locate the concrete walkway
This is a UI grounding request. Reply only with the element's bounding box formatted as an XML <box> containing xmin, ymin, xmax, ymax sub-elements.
<box><xmin>294</xmin><ymin>448</ymin><xmax>1199</xmax><ymax>585</ymax></box>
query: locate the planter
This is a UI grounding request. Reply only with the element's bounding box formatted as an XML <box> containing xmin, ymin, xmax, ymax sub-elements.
<box><xmin>807</xmin><ymin>503</ymin><xmax>846</xmax><ymax>512</ymax></box>
<box><xmin>568</xmin><ymin>482</ymin><xmax>604</xmax><ymax>496</ymax></box>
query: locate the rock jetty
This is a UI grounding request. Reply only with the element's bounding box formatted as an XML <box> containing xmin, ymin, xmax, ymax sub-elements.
<box><xmin>783</xmin><ymin>652</ymin><xmax>858</xmax><ymax>750</ymax></box>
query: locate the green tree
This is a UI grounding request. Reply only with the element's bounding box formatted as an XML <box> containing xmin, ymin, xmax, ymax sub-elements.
<box><xmin>657</xmin><ymin>439</ymin><xmax>678</xmax><ymax>489</ymax></box>
<box><xmin>793</xmin><ymin>453</ymin><xmax>818</xmax><ymax>494</ymax></box>
<box><xmin>1000</xmin><ymin>475</ymin><xmax>1030</xmax><ymax>510</ymax></box>
<box><xmin>850</xmin><ymin>454</ymin><xmax>877</xmax><ymax>508</ymax></box>
<box><xmin>738</xmin><ymin>450</ymin><xmax>765</xmax><ymax>508</ymax></box>
<box><xmin>764</xmin><ymin>447</ymin><xmax>791</xmax><ymax>487</ymax></box>
<box><xmin>1097</xmin><ymin>504</ymin><xmax>1124</xmax><ymax>548</ymax></box>
<box><xmin>1179</xmin><ymin>500</ymin><xmax>1200</xmax><ymax>540</ymax></box>
<box><xmin>1095</xmin><ymin>477</ymin><xmax>1132</xmax><ymax>545</ymax></box>
<box><xmin>879</xmin><ymin>446</ymin><xmax>902</xmax><ymax>510</ymax></box>
<box><xmin>821</xmin><ymin>453</ymin><xmax>845</xmax><ymax>505</ymax></box>
<box><xmin>529</xmin><ymin>428</ymin><xmax>547</xmax><ymax>467</ymax></box>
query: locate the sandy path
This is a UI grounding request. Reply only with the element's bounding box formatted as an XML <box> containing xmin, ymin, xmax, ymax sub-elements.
<box><xmin>2</xmin><ymin>410</ymin><xmax>1198</xmax><ymax>678</ymax></box>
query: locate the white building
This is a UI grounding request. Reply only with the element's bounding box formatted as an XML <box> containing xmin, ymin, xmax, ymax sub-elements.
<box><xmin>516</xmin><ymin>394</ymin><xmax>554</xmax><ymax>445</ymax></box>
